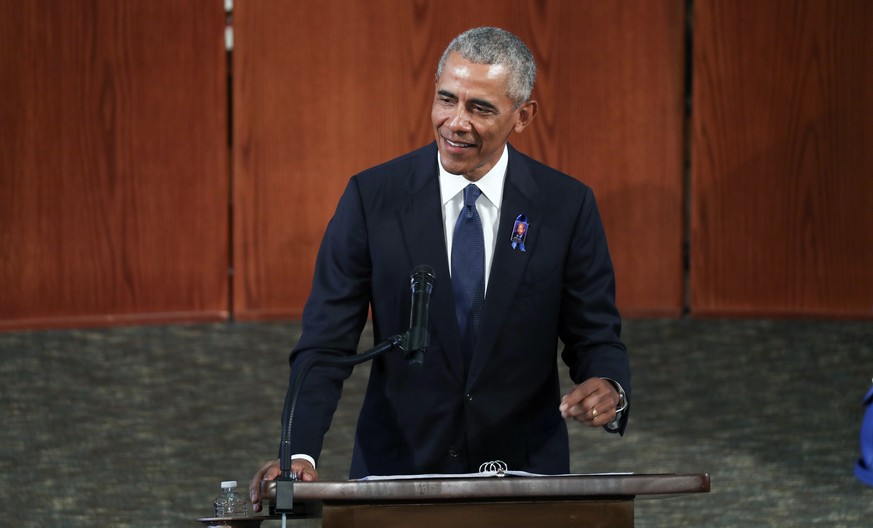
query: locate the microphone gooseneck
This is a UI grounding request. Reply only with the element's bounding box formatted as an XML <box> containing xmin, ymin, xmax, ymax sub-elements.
<box><xmin>274</xmin><ymin>265</ymin><xmax>436</xmax><ymax>513</ymax></box>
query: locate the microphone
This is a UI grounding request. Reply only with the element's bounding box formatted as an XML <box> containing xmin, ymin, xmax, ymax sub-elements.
<box><xmin>405</xmin><ymin>264</ymin><xmax>436</xmax><ymax>366</ymax></box>
<box><xmin>274</xmin><ymin>264</ymin><xmax>435</xmax><ymax>513</ymax></box>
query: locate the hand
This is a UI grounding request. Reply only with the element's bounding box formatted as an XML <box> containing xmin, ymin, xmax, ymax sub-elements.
<box><xmin>559</xmin><ymin>378</ymin><xmax>621</xmax><ymax>428</ymax></box>
<box><xmin>249</xmin><ymin>458</ymin><xmax>319</xmax><ymax>513</ymax></box>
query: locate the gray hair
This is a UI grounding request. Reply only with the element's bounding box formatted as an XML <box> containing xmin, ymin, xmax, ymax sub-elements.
<box><xmin>436</xmin><ymin>27</ymin><xmax>537</xmax><ymax>108</ymax></box>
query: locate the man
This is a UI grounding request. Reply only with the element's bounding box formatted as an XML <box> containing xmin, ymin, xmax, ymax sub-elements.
<box><xmin>250</xmin><ymin>26</ymin><xmax>630</xmax><ymax>511</ymax></box>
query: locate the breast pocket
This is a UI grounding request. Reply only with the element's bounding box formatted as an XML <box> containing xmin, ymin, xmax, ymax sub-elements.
<box><xmin>513</xmin><ymin>226</ymin><xmax>566</xmax><ymax>299</ymax></box>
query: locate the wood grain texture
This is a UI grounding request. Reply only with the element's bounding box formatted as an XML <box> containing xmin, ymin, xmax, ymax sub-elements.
<box><xmin>691</xmin><ymin>0</ymin><xmax>873</xmax><ymax>317</ymax></box>
<box><xmin>0</xmin><ymin>0</ymin><xmax>229</xmax><ymax>329</ymax></box>
<box><xmin>232</xmin><ymin>0</ymin><xmax>686</xmax><ymax>319</ymax></box>
<box><xmin>320</xmin><ymin>502</ymin><xmax>633</xmax><ymax>528</ymax></box>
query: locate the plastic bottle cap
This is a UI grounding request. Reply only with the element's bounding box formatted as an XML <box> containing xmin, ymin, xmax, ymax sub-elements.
<box><xmin>220</xmin><ymin>481</ymin><xmax>238</xmax><ymax>488</ymax></box>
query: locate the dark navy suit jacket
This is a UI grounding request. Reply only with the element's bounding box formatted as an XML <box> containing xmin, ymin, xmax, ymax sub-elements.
<box><xmin>287</xmin><ymin>142</ymin><xmax>630</xmax><ymax>478</ymax></box>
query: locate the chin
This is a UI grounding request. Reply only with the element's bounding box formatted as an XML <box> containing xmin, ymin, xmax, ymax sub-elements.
<box><xmin>441</xmin><ymin>165</ymin><xmax>466</xmax><ymax>176</ymax></box>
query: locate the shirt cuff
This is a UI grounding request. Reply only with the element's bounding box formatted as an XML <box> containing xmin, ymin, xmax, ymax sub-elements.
<box><xmin>601</xmin><ymin>378</ymin><xmax>628</xmax><ymax>432</ymax></box>
<box><xmin>291</xmin><ymin>454</ymin><xmax>316</xmax><ymax>469</ymax></box>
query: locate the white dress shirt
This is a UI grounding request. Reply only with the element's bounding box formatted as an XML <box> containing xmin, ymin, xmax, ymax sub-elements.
<box><xmin>438</xmin><ymin>146</ymin><xmax>509</xmax><ymax>295</ymax></box>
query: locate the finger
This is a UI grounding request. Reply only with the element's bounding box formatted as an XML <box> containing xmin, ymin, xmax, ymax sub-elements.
<box><xmin>265</xmin><ymin>464</ymin><xmax>282</xmax><ymax>480</ymax></box>
<box><xmin>560</xmin><ymin>377</ymin><xmax>612</xmax><ymax>412</ymax></box>
<box><xmin>586</xmin><ymin>403</ymin><xmax>616</xmax><ymax>426</ymax></box>
<box><xmin>588</xmin><ymin>404</ymin><xmax>608</xmax><ymax>425</ymax></box>
<box><xmin>562</xmin><ymin>401</ymin><xmax>588</xmax><ymax>420</ymax></box>
<box><xmin>291</xmin><ymin>459</ymin><xmax>318</xmax><ymax>482</ymax></box>
<box><xmin>561</xmin><ymin>386</ymin><xmax>605</xmax><ymax>419</ymax></box>
<box><xmin>563</xmin><ymin>382</ymin><xmax>619</xmax><ymax>424</ymax></box>
<box><xmin>572</xmin><ymin>402</ymin><xmax>601</xmax><ymax>425</ymax></box>
<box><xmin>560</xmin><ymin>388</ymin><xmax>595</xmax><ymax>417</ymax></box>
<box><xmin>249</xmin><ymin>474</ymin><xmax>263</xmax><ymax>512</ymax></box>
<box><xmin>250</xmin><ymin>459</ymin><xmax>279</xmax><ymax>511</ymax></box>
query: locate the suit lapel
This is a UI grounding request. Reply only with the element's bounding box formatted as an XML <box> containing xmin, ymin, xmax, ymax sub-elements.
<box><xmin>398</xmin><ymin>145</ymin><xmax>465</xmax><ymax>382</ymax></box>
<box><xmin>466</xmin><ymin>145</ymin><xmax>542</xmax><ymax>390</ymax></box>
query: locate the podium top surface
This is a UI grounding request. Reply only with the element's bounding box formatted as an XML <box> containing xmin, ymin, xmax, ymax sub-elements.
<box><xmin>261</xmin><ymin>473</ymin><xmax>710</xmax><ymax>504</ymax></box>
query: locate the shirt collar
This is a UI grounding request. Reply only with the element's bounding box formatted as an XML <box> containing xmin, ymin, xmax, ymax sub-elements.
<box><xmin>438</xmin><ymin>146</ymin><xmax>508</xmax><ymax>209</ymax></box>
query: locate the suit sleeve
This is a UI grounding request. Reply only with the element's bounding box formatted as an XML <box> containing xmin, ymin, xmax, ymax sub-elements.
<box><xmin>559</xmin><ymin>186</ymin><xmax>631</xmax><ymax>434</ymax></box>
<box><xmin>282</xmin><ymin>176</ymin><xmax>372</xmax><ymax>462</ymax></box>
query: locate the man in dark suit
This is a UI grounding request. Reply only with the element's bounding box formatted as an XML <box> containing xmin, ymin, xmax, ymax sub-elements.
<box><xmin>251</xmin><ymin>26</ymin><xmax>630</xmax><ymax>511</ymax></box>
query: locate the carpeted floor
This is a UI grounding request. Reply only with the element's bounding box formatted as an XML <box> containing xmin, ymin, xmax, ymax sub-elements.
<box><xmin>1</xmin><ymin>318</ymin><xmax>871</xmax><ymax>526</ymax></box>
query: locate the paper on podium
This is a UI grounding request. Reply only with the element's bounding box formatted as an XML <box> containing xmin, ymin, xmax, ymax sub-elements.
<box><xmin>357</xmin><ymin>459</ymin><xmax>632</xmax><ymax>481</ymax></box>
<box><xmin>358</xmin><ymin>471</ymin><xmax>634</xmax><ymax>481</ymax></box>
<box><xmin>358</xmin><ymin>470</ymin><xmax>543</xmax><ymax>481</ymax></box>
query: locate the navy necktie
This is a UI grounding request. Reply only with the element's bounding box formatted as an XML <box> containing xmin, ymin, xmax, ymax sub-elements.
<box><xmin>451</xmin><ymin>184</ymin><xmax>485</xmax><ymax>365</ymax></box>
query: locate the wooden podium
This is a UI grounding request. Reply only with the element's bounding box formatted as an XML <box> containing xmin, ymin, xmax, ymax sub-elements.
<box><xmin>198</xmin><ymin>473</ymin><xmax>709</xmax><ymax>527</ymax></box>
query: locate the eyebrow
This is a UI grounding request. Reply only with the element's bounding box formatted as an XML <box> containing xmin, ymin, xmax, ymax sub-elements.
<box><xmin>437</xmin><ymin>90</ymin><xmax>499</xmax><ymax>113</ymax></box>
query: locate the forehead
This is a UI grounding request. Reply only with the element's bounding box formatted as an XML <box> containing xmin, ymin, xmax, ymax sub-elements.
<box><xmin>437</xmin><ymin>53</ymin><xmax>510</xmax><ymax>97</ymax></box>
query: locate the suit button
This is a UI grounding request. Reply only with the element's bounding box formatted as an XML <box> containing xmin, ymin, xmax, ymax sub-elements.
<box><xmin>448</xmin><ymin>447</ymin><xmax>459</xmax><ymax>458</ymax></box>
<box><xmin>465</xmin><ymin>393</ymin><xmax>473</xmax><ymax>402</ymax></box>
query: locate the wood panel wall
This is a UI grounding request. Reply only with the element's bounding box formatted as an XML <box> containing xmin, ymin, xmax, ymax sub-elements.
<box><xmin>5</xmin><ymin>1</ymin><xmax>868</xmax><ymax>330</ymax></box>
<box><xmin>0</xmin><ymin>0</ymin><xmax>229</xmax><ymax>329</ymax></box>
<box><xmin>232</xmin><ymin>0</ymin><xmax>687</xmax><ymax>320</ymax></box>
<box><xmin>691</xmin><ymin>0</ymin><xmax>873</xmax><ymax>317</ymax></box>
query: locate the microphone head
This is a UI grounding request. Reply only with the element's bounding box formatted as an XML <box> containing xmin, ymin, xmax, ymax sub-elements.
<box><xmin>410</xmin><ymin>264</ymin><xmax>436</xmax><ymax>290</ymax></box>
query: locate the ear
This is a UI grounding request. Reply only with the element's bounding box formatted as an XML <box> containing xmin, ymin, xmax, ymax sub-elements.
<box><xmin>513</xmin><ymin>100</ymin><xmax>538</xmax><ymax>133</ymax></box>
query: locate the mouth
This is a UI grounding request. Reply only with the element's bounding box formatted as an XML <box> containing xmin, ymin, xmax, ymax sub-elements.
<box><xmin>441</xmin><ymin>135</ymin><xmax>476</xmax><ymax>150</ymax></box>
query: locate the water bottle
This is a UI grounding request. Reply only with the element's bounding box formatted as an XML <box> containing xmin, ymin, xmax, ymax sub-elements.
<box><xmin>213</xmin><ymin>480</ymin><xmax>247</xmax><ymax>517</ymax></box>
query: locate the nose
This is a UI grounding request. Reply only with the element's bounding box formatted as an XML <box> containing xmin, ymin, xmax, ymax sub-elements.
<box><xmin>446</xmin><ymin>106</ymin><xmax>471</xmax><ymax>132</ymax></box>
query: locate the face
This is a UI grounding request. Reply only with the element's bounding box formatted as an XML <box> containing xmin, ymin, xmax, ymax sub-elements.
<box><xmin>432</xmin><ymin>53</ymin><xmax>537</xmax><ymax>181</ymax></box>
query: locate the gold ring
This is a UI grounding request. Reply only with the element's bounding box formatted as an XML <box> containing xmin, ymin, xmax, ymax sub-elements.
<box><xmin>591</xmin><ymin>408</ymin><xmax>598</xmax><ymax>418</ymax></box>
